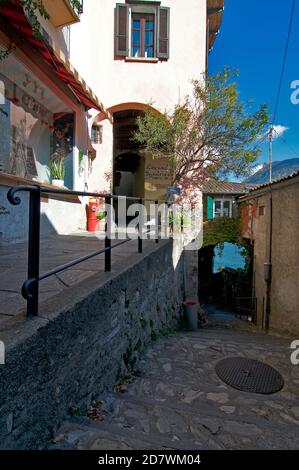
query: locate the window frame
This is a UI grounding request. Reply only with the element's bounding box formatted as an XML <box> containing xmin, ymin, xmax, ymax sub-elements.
<box><xmin>131</xmin><ymin>12</ymin><xmax>155</xmax><ymax>59</ymax></box>
<box><xmin>213</xmin><ymin>198</ymin><xmax>232</xmax><ymax>218</ymax></box>
<box><xmin>91</xmin><ymin>124</ymin><xmax>103</xmax><ymax>145</ymax></box>
<box><xmin>128</xmin><ymin>4</ymin><xmax>158</xmax><ymax>59</ymax></box>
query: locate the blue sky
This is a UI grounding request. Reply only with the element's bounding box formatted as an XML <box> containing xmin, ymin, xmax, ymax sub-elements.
<box><xmin>208</xmin><ymin>0</ymin><xmax>299</xmax><ymax>167</ymax></box>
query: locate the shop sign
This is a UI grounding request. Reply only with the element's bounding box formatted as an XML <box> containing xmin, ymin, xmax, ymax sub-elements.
<box><xmin>0</xmin><ymin>72</ymin><xmax>53</xmax><ymax>126</ymax></box>
<box><xmin>145</xmin><ymin>165</ymin><xmax>172</xmax><ymax>180</ymax></box>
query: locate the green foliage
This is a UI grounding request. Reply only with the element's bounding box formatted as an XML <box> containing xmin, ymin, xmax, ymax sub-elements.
<box><xmin>88</xmin><ymin>150</ymin><xmax>96</xmax><ymax>162</ymax></box>
<box><xmin>0</xmin><ymin>44</ymin><xmax>16</xmax><ymax>61</ymax></box>
<box><xmin>0</xmin><ymin>0</ymin><xmax>50</xmax><ymax>60</ymax></box>
<box><xmin>20</xmin><ymin>0</ymin><xmax>50</xmax><ymax>37</ymax></box>
<box><xmin>78</xmin><ymin>150</ymin><xmax>84</xmax><ymax>175</ymax></box>
<box><xmin>96</xmin><ymin>211</ymin><xmax>106</xmax><ymax>221</ymax></box>
<box><xmin>69</xmin><ymin>0</ymin><xmax>82</xmax><ymax>14</ymax></box>
<box><xmin>168</xmin><ymin>209</ymin><xmax>189</xmax><ymax>231</ymax></box>
<box><xmin>133</xmin><ymin>68</ymin><xmax>268</xmax><ymax>185</ymax></box>
<box><xmin>49</xmin><ymin>158</ymin><xmax>65</xmax><ymax>180</ymax></box>
<box><xmin>203</xmin><ymin>217</ymin><xmax>244</xmax><ymax>249</ymax></box>
<box><xmin>69</xmin><ymin>405</ymin><xmax>81</xmax><ymax>417</ymax></box>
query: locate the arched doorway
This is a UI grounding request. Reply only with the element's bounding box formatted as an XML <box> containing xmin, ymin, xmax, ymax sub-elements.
<box><xmin>114</xmin><ymin>152</ymin><xmax>145</xmax><ymax>198</ymax></box>
<box><xmin>93</xmin><ymin>103</ymin><xmax>172</xmax><ymax>203</ymax></box>
<box><xmin>113</xmin><ymin>109</ymin><xmax>145</xmax><ymax>198</ymax></box>
<box><xmin>198</xmin><ymin>241</ymin><xmax>254</xmax><ymax>320</ymax></box>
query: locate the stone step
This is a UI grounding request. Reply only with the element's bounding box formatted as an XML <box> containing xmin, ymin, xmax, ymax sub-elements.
<box><xmin>53</xmin><ymin>390</ymin><xmax>299</xmax><ymax>450</ymax></box>
<box><xmin>132</xmin><ymin>371</ymin><xmax>299</xmax><ymax>404</ymax></box>
<box><xmin>172</xmin><ymin>330</ymin><xmax>291</xmax><ymax>348</ymax></box>
<box><xmin>52</xmin><ymin>417</ymin><xmax>211</xmax><ymax>450</ymax></box>
<box><xmin>100</xmin><ymin>389</ymin><xmax>299</xmax><ymax>435</ymax></box>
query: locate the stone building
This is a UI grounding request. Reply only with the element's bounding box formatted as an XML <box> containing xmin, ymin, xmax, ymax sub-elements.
<box><xmin>203</xmin><ymin>179</ymin><xmax>253</xmax><ymax>220</ymax></box>
<box><xmin>239</xmin><ymin>171</ymin><xmax>299</xmax><ymax>336</ymax></box>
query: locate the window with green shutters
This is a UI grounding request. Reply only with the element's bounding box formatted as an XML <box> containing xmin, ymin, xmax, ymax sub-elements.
<box><xmin>207</xmin><ymin>196</ymin><xmax>214</xmax><ymax>220</ymax></box>
<box><xmin>115</xmin><ymin>3</ymin><xmax>170</xmax><ymax>60</ymax></box>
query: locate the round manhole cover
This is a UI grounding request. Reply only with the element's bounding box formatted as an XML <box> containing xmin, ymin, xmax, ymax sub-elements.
<box><xmin>215</xmin><ymin>357</ymin><xmax>284</xmax><ymax>394</ymax></box>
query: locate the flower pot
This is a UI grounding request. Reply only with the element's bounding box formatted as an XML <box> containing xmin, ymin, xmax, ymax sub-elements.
<box><xmin>183</xmin><ymin>300</ymin><xmax>198</xmax><ymax>331</ymax></box>
<box><xmin>52</xmin><ymin>179</ymin><xmax>64</xmax><ymax>188</ymax></box>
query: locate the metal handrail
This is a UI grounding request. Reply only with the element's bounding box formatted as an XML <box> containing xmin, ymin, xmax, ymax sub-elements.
<box><xmin>235</xmin><ymin>296</ymin><xmax>257</xmax><ymax>324</ymax></box>
<box><xmin>7</xmin><ymin>185</ymin><xmax>167</xmax><ymax>317</ymax></box>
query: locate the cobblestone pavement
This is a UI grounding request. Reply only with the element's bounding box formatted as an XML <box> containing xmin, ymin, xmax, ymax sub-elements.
<box><xmin>52</xmin><ymin>311</ymin><xmax>299</xmax><ymax>450</ymax></box>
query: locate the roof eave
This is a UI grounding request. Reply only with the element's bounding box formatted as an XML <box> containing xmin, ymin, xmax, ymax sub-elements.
<box><xmin>207</xmin><ymin>0</ymin><xmax>224</xmax><ymax>52</ymax></box>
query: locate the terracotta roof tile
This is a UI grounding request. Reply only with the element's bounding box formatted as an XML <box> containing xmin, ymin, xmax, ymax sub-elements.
<box><xmin>203</xmin><ymin>179</ymin><xmax>254</xmax><ymax>195</ymax></box>
<box><xmin>248</xmin><ymin>170</ymin><xmax>299</xmax><ymax>192</ymax></box>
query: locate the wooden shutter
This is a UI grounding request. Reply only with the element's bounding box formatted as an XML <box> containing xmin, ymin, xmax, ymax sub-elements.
<box><xmin>116</xmin><ymin>3</ymin><xmax>129</xmax><ymax>57</ymax></box>
<box><xmin>207</xmin><ymin>196</ymin><xmax>214</xmax><ymax>220</ymax></box>
<box><xmin>157</xmin><ymin>6</ymin><xmax>170</xmax><ymax>59</ymax></box>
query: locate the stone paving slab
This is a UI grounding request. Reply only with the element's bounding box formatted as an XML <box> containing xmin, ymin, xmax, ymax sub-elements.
<box><xmin>0</xmin><ymin>232</ymin><xmax>159</xmax><ymax>323</ymax></box>
<box><xmin>52</xmin><ymin>314</ymin><xmax>299</xmax><ymax>450</ymax></box>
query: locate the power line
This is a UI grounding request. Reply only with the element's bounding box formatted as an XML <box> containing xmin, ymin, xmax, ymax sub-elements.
<box><xmin>282</xmin><ymin>139</ymin><xmax>299</xmax><ymax>157</ymax></box>
<box><xmin>271</xmin><ymin>0</ymin><xmax>296</xmax><ymax>126</ymax></box>
<box><xmin>268</xmin><ymin>0</ymin><xmax>296</xmax><ymax>182</ymax></box>
<box><xmin>271</xmin><ymin>128</ymin><xmax>299</xmax><ymax>157</ymax></box>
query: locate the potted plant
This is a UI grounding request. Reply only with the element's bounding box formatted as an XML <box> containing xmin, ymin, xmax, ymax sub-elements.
<box><xmin>96</xmin><ymin>210</ymin><xmax>106</xmax><ymax>231</ymax></box>
<box><xmin>50</xmin><ymin>159</ymin><xmax>65</xmax><ymax>188</ymax></box>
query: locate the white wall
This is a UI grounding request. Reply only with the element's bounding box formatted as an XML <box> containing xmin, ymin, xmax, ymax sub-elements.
<box><xmin>85</xmin><ymin>115</ymin><xmax>113</xmax><ymax>194</ymax></box>
<box><xmin>70</xmin><ymin>0</ymin><xmax>207</xmax><ymax>112</ymax></box>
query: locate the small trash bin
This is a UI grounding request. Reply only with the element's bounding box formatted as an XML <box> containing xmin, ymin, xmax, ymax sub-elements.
<box><xmin>183</xmin><ymin>300</ymin><xmax>198</xmax><ymax>331</ymax></box>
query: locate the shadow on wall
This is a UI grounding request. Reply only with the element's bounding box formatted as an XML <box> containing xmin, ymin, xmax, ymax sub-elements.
<box><xmin>0</xmin><ymin>240</ymin><xmax>185</xmax><ymax>449</ymax></box>
<box><xmin>0</xmin><ymin>184</ymin><xmax>88</xmax><ymax>245</ymax></box>
<box><xmin>0</xmin><ymin>185</ymin><xmax>78</xmax><ymax>245</ymax></box>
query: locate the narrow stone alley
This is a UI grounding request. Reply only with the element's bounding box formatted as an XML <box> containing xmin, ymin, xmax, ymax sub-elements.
<box><xmin>52</xmin><ymin>310</ymin><xmax>299</xmax><ymax>450</ymax></box>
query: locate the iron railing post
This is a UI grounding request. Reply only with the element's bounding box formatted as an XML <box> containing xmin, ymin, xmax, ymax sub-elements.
<box><xmin>105</xmin><ymin>195</ymin><xmax>112</xmax><ymax>272</ymax></box>
<box><xmin>138</xmin><ymin>198</ymin><xmax>143</xmax><ymax>253</ymax></box>
<box><xmin>155</xmin><ymin>200</ymin><xmax>159</xmax><ymax>243</ymax></box>
<box><xmin>27</xmin><ymin>188</ymin><xmax>41</xmax><ymax>317</ymax></box>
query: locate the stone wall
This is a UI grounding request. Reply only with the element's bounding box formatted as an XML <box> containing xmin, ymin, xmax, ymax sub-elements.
<box><xmin>0</xmin><ymin>241</ymin><xmax>184</xmax><ymax>449</ymax></box>
<box><xmin>240</xmin><ymin>175</ymin><xmax>299</xmax><ymax>336</ymax></box>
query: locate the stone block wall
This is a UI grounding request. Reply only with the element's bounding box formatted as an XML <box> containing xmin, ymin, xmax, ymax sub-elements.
<box><xmin>0</xmin><ymin>241</ymin><xmax>184</xmax><ymax>449</ymax></box>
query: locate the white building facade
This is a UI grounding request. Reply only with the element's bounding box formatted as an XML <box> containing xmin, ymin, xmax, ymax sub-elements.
<box><xmin>70</xmin><ymin>0</ymin><xmax>222</xmax><ymax>203</ymax></box>
<box><xmin>0</xmin><ymin>0</ymin><xmax>223</xmax><ymax>243</ymax></box>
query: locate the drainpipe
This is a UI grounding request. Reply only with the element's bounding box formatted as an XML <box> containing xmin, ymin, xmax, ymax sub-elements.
<box><xmin>264</xmin><ymin>186</ymin><xmax>273</xmax><ymax>331</ymax></box>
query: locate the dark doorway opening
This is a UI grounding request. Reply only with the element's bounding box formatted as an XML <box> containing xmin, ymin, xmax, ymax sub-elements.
<box><xmin>113</xmin><ymin>109</ymin><xmax>145</xmax><ymax>199</ymax></box>
<box><xmin>198</xmin><ymin>242</ymin><xmax>256</xmax><ymax>322</ymax></box>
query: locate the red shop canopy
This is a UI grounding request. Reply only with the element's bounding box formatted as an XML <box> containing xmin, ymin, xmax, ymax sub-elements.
<box><xmin>0</xmin><ymin>0</ymin><xmax>111</xmax><ymax>120</ymax></box>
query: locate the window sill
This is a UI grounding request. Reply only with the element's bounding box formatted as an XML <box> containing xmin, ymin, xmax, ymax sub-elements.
<box><xmin>0</xmin><ymin>172</ymin><xmax>81</xmax><ymax>204</ymax></box>
<box><xmin>125</xmin><ymin>57</ymin><xmax>159</xmax><ymax>63</ymax></box>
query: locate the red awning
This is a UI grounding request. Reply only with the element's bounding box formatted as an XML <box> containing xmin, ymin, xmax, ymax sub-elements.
<box><xmin>0</xmin><ymin>1</ymin><xmax>111</xmax><ymax>119</ymax></box>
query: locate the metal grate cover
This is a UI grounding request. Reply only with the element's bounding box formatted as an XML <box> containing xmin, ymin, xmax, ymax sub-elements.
<box><xmin>215</xmin><ymin>357</ymin><xmax>284</xmax><ymax>394</ymax></box>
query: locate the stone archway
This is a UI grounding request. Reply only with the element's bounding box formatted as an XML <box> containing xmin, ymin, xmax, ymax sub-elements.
<box><xmin>113</xmin><ymin>109</ymin><xmax>145</xmax><ymax>199</ymax></box>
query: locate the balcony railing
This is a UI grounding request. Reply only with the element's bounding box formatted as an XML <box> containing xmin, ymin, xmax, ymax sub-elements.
<box><xmin>7</xmin><ymin>185</ymin><xmax>168</xmax><ymax>318</ymax></box>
